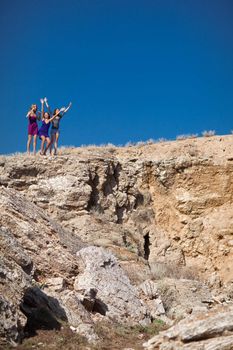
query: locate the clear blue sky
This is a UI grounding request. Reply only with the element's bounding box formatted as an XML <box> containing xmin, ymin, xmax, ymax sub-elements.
<box><xmin>0</xmin><ymin>0</ymin><xmax>233</xmax><ymax>154</ymax></box>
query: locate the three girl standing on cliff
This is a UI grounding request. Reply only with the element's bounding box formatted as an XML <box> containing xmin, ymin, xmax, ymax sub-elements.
<box><xmin>26</xmin><ymin>98</ymin><xmax>72</xmax><ymax>155</ymax></box>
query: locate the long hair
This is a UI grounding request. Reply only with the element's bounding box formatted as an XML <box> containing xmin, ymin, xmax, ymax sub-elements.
<box><xmin>44</xmin><ymin>111</ymin><xmax>50</xmax><ymax>119</ymax></box>
<box><xmin>53</xmin><ymin>108</ymin><xmax>59</xmax><ymax>116</ymax></box>
<box><xmin>30</xmin><ymin>104</ymin><xmax>37</xmax><ymax>112</ymax></box>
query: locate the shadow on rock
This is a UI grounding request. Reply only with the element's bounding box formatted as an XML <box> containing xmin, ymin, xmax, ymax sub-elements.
<box><xmin>20</xmin><ymin>286</ymin><xmax>67</xmax><ymax>337</ymax></box>
<box><xmin>93</xmin><ymin>298</ymin><xmax>109</xmax><ymax>316</ymax></box>
<box><xmin>81</xmin><ymin>288</ymin><xmax>109</xmax><ymax>316</ymax></box>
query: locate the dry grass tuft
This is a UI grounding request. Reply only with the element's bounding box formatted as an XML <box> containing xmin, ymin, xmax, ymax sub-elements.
<box><xmin>93</xmin><ymin>320</ymin><xmax>166</xmax><ymax>349</ymax></box>
<box><xmin>10</xmin><ymin>320</ymin><xmax>166</xmax><ymax>350</ymax></box>
<box><xmin>150</xmin><ymin>262</ymin><xmax>199</xmax><ymax>281</ymax></box>
<box><xmin>157</xmin><ymin>137</ymin><xmax>167</xmax><ymax>143</ymax></box>
<box><xmin>176</xmin><ymin>134</ymin><xmax>198</xmax><ymax>140</ymax></box>
<box><xmin>201</xmin><ymin>130</ymin><xmax>216</xmax><ymax>137</ymax></box>
<box><xmin>124</xmin><ymin>141</ymin><xmax>135</xmax><ymax>147</ymax></box>
<box><xmin>146</xmin><ymin>138</ymin><xmax>156</xmax><ymax>145</ymax></box>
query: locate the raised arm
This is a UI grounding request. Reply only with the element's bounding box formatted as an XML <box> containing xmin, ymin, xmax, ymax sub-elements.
<box><xmin>63</xmin><ymin>102</ymin><xmax>72</xmax><ymax>114</ymax></box>
<box><xmin>26</xmin><ymin>111</ymin><xmax>31</xmax><ymax>118</ymax></box>
<box><xmin>40</xmin><ymin>98</ymin><xmax>44</xmax><ymax>119</ymax></box>
<box><xmin>60</xmin><ymin>102</ymin><xmax>72</xmax><ymax>116</ymax></box>
<box><xmin>44</xmin><ymin>97</ymin><xmax>52</xmax><ymax>115</ymax></box>
<box><xmin>64</xmin><ymin>102</ymin><xmax>72</xmax><ymax>114</ymax></box>
<box><xmin>48</xmin><ymin>109</ymin><xmax>62</xmax><ymax>123</ymax></box>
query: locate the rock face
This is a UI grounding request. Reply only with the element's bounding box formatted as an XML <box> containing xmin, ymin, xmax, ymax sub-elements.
<box><xmin>0</xmin><ymin>251</ymin><xmax>29</xmax><ymax>344</ymax></box>
<box><xmin>0</xmin><ymin>187</ymin><xmax>83</xmax><ymax>344</ymax></box>
<box><xmin>156</xmin><ymin>278</ymin><xmax>213</xmax><ymax>319</ymax></box>
<box><xmin>0</xmin><ymin>188</ymin><xmax>150</xmax><ymax>344</ymax></box>
<box><xmin>143</xmin><ymin>307</ymin><xmax>233</xmax><ymax>350</ymax></box>
<box><xmin>0</xmin><ymin>135</ymin><xmax>233</xmax><ymax>346</ymax></box>
<box><xmin>74</xmin><ymin>246</ymin><xmax>150</xmax><ymax>324</ymax></box>
<box><xmin>1</xmin><ymin>136</ymin><xmax>232</xmax><ymax>284</ymax></box>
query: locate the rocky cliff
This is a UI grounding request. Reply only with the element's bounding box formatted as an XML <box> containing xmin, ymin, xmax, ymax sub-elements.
<box><xmin>1</xmin><ymin>135</ymin><xmax>233</xmax><ymax>349</ymax></box>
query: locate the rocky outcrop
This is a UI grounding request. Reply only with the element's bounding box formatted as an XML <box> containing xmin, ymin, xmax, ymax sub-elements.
<box><xmin>143</xmin><ymin>307</ymin><xmax>233</xmax><ymax>350</ymax></box>
<box><xmin>0</xmin><ymin>187</ymin><xmax>83</xmax><ymax>345</ymax></box>
<box><xmin>156</xmin><ymin>278</ymin><xmax>213</xmax><ymax>319</ymax></box>
<box><xmin>1</xmin><ymin>136</ymin><xmax>232</xmax><ymax>285</ymax></box>
<box><xmin>0</xmin><ymin>187</ymin><xmax>152</xmax><ymax>344</ymax></box>
<box><xmin>0</xmin><ymin>252</ymin><xmax>29</xmax><ymax>345</ymax></box>
<box><xmin>0</xmin><ymin>187</ymin><xmax>82</xmax><ymax>278</ymax></box>
<box><xmin>74</xmin><ymin>246</ymin><xmax>150</xmax><ymax>324</ymax></box>
<box><xmin>0</xmin><ymin>135</ymin><xmax>233</xmax><ymax>346</ymax></box>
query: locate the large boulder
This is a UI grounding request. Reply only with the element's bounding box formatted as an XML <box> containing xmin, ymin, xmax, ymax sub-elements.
<box><xmin>74</xmin><ymin>246</ymin><xmax>151</xmax><ymax>325</ymax></box>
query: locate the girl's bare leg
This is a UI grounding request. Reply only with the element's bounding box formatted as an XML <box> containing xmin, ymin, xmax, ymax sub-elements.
<box><xmin>54</xmin><ymin>132</ymin><xmax>59</xmax><ymax>155</ymax></box>
<box><xmin>27</xmin><ymin>135</ymin><xmax>32</xmax><ymax>154</ymax></box>
<box><xmin>50</xmin><ymin>134</ymin><xmax>55</xmax><ymax>155</ymax></box>
<box><xmin>33</xmin><ymin>135</ymin><xmax>37</xmax><ymax>155</ymax></box>
<box><xmin>44</xmin><ymin>137</ymin><xmax>51</xmax><ymax>155</ymax></box>
<box><xmin>40</xmin><ymin>136</ymin><xmax>45</xmax><ymax>155</ymax></box>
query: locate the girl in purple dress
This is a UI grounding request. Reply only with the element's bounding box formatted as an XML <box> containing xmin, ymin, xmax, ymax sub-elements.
<box><xmin>38</xmin><ymin>99</ymin><xmax>62</xmax><ymax>155</ymax></box>
<box><xmin>26</xmin><ymin>104</ymin><xmax>40</xmax><ymax>155</ymax></box>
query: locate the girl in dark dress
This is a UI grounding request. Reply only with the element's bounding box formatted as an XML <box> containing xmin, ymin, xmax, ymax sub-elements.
<box><xmin>26</xmin><ymin>104</ymin><xmax>40</xmax><ymax>155</ymax></box>
<box><xmin>44</xmin><ymin>98</ymin><xmax>72</xmax><ymax>155</ymax></box>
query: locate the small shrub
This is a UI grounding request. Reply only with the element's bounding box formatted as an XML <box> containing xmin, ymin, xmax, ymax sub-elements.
<box><xmin>125</xmin><ymin>141</ymin><xmax>135</xmax><ymax>147</ymax></box>
<box><xmin>176</xmin><ymin>134</ymin><xmax>198</xmax><ymax>140</ymax></box>
<box><xmin>157</xmin><ymin>138</ymin><xmax>167</xmax><ymax>143</ymax></box>
<box><xmin>125</xmin><ymin>243</ymin><xmax>137</xmax><ymax>253</ymax></box>
<box><xmin>133</xmin><ymin>319</ymin><xmax>166</xmax><ymax>335</ymax></box>
<box><xmin>146</xmin><ymin>138</ymin><xmax>156</xmax><ymax>145</ymax></box>
<box><xmin>86</xmin><ymin>144</ymin><xmax>98</xmax><ymax>148</ymax></box>
<box><xmin>135</xmin><ymin>141</ymin><xmax>147</xmax><ymax>147</ymax></box>
<box><xmin>106</xmin><ymin>143</ymin><xmax>116</xmax><ymax>148</ymax></box>
<box><xmin>176</xmin><ymin>135</ymin><xmax>187</xmax><ymax>140</ymax></box>
<box><xmin>98</xmin><ymin>143</ymin><xmax>116</xmax><ymax>148</ymax></box>
<box><xmin>202</xmin><ymin>130</ymin><xmax>216</xmax><ymax>137</ymax></box>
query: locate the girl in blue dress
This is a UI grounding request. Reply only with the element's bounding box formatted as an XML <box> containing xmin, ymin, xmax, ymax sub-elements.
<box><xmin>38</xmin><ymin>99</ymin><xmax>62</xmax><ymax>155</ymax></box>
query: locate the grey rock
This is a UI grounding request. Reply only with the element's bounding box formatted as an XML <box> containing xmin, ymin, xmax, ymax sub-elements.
<box><xmin>143</xmin><ymin>308</ymin><xmax>233</xmax><ymax>350</ymax></box>
<box><xmin>74</xmin><ymin>246</ymin><xmax>151</xmax><ymax>324</ymax></box>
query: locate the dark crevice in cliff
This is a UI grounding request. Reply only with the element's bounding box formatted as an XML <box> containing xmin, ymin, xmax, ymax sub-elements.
<box><xmin>144</xmin><ymin>233</ymin><xmax>151</xmax><ymax>260</ymax></box>
<box><xmin>134</xmin><ymin>193</ymin><xmax>144</xmax><ymax>208</ymax></box>
<box><xmin>8</xmin><ymin>166</ymin><xmax>44</xmax><ymax>180</ymax></box>
<box><xmin>87</xmin><ymin>172</ymin><xmax>101</xmax><ymax>211</ymax></box>
<box><xmin>103</xmin><ymin>163</ymin><xmax>122</xmax><ymax>197</ymax></box>
<box><xmin>116</xmin><ymin>205</ymin><xmax>124</xmax><ymax>224</ymax></box>
<box><xmin>21</xmin><ymin>261</ymin><xmax>34</xmax><ymax>275</ymax></box>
